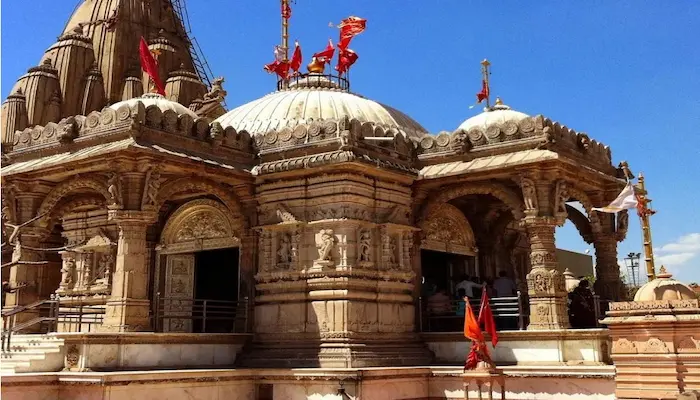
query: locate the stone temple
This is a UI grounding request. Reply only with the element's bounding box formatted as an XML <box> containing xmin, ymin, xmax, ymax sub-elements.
<box><xmin>1</xmin><ymin>1</ymin><xmax>699</xmax><ymax>399</ymax></box>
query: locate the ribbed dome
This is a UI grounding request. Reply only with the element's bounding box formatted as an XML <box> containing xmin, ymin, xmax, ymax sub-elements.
<box><xmin>633</xmin><ymin>267</ymin><xmax>696</xmax><ymax>302</ymax></box>
<box><xmin>458</xmin><ymin>99</ymin><xmax>529</xmax><ymax>132</ymax></box>
<box><xmin>109</xmin><ymin>93</ymin><xmax>197</xmax><ymax>118</ymax></box>
<box><xmin>216</xmin><ymin>78</ymin><xmax>428</xmax><ymax>139</ymax></box>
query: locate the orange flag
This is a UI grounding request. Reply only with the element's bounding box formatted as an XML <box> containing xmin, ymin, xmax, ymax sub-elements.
<box><xmin>478</xmin><ymin>290</ymin><xmax>499</xmax><ymax>347</ymax></box>
<box><xmin>464</xmin><ymin>298</ymin><xmax>484</xmax><ymax>343</ymax></box>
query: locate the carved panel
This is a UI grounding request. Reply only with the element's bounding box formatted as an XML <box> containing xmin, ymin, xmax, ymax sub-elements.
<box><xmin>163</xmin><ymin>254</ymin><xmax>195</xmax><ymax>333</ymax></box>
<box><xmin>419</xmin><ymin>203</ymin><xmax>476</xmax><ymax>256</ymax></box>
<box><xmin>160</xmin><ymin>199</ymin><xmax>240</xmax><ymax>253</ymax></box>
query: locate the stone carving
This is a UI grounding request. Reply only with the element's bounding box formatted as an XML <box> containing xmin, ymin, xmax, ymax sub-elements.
<box><xmin>1</xmin><ymin>183</ymin><xmax>17</xmax><ymax>224</ymax></box>
<box><xmin>81</xmin><ymin>254</ymin><xmax>93</xmax><ymax>287</ymax></box>
<box><xmin>60</xmin><ymin>257</ymin><xmax>76</xmax><ymax>289</ymax></box>
<box><xmin>639</xmin><ymin>337</ymin><xmax>670</xmax><ymax>354</ymax></box>
<box><xmin>290</xmin><ymin>228</ymin><xmax>301</xmax><ymax>265</ymax></box>
<box><xmin>553</xmin><ymin>180</ymin><xmax>569</xmax><ymax>220</ymax></box>
<box><xmin>204</xmin><ymin>77</ymin><xmax>227</xmax><ymax>102</ymax></box>
<box><xmin>276</xmin><ymin>203</ymin><xmax>297</xmax><ymax>223</ymax></box>
<box><xmin>64</xmin><ymin>345</ymin><xmax>80</xmax><ymax>369</ymax></box>
<box><xmin>277</xmin><ymin>233</ymin><xmax>292</xmax><ymax>265</ymax></box>
<box><xmin>381</xmin><ymin>205</ymin><xmax>411</xmax><ymax>225</ymax></box>
<box><xmin>175</xmin><ymin>212</ymin><xmax>229</xmax><ymax>242</ymax></box>
<box><xmin>521</xmin><ymin>178</ymin><xmax>538</xmax><ymax>214</ymax></box>
<box><xmin>95</xmin><ymin>253</ymin><xmax>114</xmax><ymax>286</ymax></box>
<box><xmin>141</xmin><ymin>167</ymin><xmax>161</xmax><ymax>210</ymax></box>
<box><xmin>612</xmin><ymin>338</ymin><xmax>637</xmax><ymax>354</ymax></box>
<box><xmin>358</xmin><ymin>229</ymin><xmax>371</xmax><ymax>262</ymax></box>
<box><xmin>37</xmin><ymin>177</ymin><xmax>113</xmax><ymax>220</ymax></box>
<box><xmin>311</xmin><ymin>205</ymin><xmax>371</xmax><ymax>222</ymax></box>
<box><xmin>423</xmin><ymin>182</ymin><xmax>525</xmax><ymax>221</ymax></box>
<box><xmin>316</xmin><ymin>229</ymin><xmax>335</xmax><ymax>261</ymax></box>
<box><xmin>107</xmin><ymin>173</ymin><xmax>123</xmax><ymax>208</ymax></box>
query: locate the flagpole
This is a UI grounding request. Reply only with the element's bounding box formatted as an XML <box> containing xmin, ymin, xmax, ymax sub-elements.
<box><xmin>481</xmin><ymin>59</ymin><xmax>491</xmax><ymax>109</ymax></box>
<box><xmin>281</xmin><ymin>0</ymin><xmax>290</xmax><ymax>61</ymax></box>
<box><xmin>636</xmin><ymin>172</ymin><xmax>657</xmax><ymax>281</ymax></box>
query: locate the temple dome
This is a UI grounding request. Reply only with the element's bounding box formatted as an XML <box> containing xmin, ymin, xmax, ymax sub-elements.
<box><xmin>633</xmin><ymin>267</ymin><xmax>696</xmax><ymax>302</ymax></box>
<box><xmin>215</xmin><ymin>75</ymin><xmax>428</xmax><ymax>139</ymax></box>
<box><xmin>109</xmin><ymin>93</ymin><xmax>197</xmax><ymax>118</ymax></box>
<box><xmin>458</xmin><ymin>98</ymin><xmax>529</xmax><ymax>131</ymax></box>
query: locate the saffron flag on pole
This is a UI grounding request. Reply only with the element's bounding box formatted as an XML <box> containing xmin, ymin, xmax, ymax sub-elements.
<box><xmin>281</xmin><ymin>1</ymin><xmax>291</xmax><ymax>20</ymax></box>
<box><xmin>290</xmin><ymin>41</ymin><xmax>302</xmax><ymax>73</ymax></box>
<box><xmin>476</xmin><ymin>79</ymin><xmax>489</xmax><ymax>103</ymax></box>
<box><xmin>313</xmin><ymin>39</ymin><xmax>335</xmax><ymax>66</ymax></box>
<box><xmin>592</xmin><ymin>182</ymin><xmax>639</xmax><ymax>213</ymax></box>
<box><xmin>337</xmin><ymin>16</ymin><xmax>367</xmax><ymax>49</ymax></box>
<box><xmin>464</xmin><ymin>298</ymin><xmax>484</xmax><ymax>343</ymax></box>
<box><xmin>335</xmin><ymin>46</ymin><xmax>358</xmax><ymax>75</ymax></box>
<box><xmin>478</xmin><ymin>290</ymin><xmax>498</xmax><ymax>347</ymax></box>
<box><xmin>139</xmin><ymin>37</ymin><xmax>165</xmax><ymax>96</ymax></box>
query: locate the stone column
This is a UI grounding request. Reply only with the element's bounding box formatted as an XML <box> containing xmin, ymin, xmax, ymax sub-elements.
<box><xmin>523</xmin><ymin>216</ymin><xmax>569</xmax><ymax>330</ymax></box>
<box><xmin>101</xmin><ymin>210</ymin><xmax>155</xmax><ymax>332</ymax></box>
<box><xmin>593</xmin><ymin>233</ymin><xmax>623</xmax><ymax>301</ymax></box>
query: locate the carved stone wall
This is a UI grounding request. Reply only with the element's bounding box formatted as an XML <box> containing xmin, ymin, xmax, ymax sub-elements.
<box><xmin>243</xmin><ymin>171</ymin><xmax>430</xmax><ymax>368</ymax></box>
<box><xmin>419</xmin><ymin>203</ymin><xmax>477</xmax><ymax>256</ymax></box>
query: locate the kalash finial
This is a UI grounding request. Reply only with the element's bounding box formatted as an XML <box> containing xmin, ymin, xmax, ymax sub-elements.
<box><xmin>495</xmin><ymin>97</ymin><xmax>503</xmax><ymax>105</ymax></box>
<box><xmin>307</xmin><ymin>57</ymin><xmax>326</xmax><ymax>74</ymax></box>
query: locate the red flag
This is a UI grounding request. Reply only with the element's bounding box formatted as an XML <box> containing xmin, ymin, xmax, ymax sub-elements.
<box><xmin>465</xmin><ymin>343</ymin><xmax>480</xmax><ymax>370</ymax></box>
<box><xmin>264</xmin><ymin>60</ymin><xmax>290</xmax><ymax>80</ymax></box>
<box><xmin>313</xmin><ymin>39</ymin><xmax>335</xmax><ymax>65</ymax></box>
<box><xmin>290</xmin><ymin>41</ymin><xmax>302</xmax><ymax>73</ymax></box>
<box><xmin>281</xmin><ymin>2</ymin><xmax>291</xmax><ymax>20</ymax></box>
<box><xmin>338</xmin><ymin>16</ymin><xmax>367</xmax><ymax>49</ymax></box>
<box><xmin>478</xmin><ymin>290</ymin><xmax>499</xmax><ymax>347</ymax></box>
<box><xmin>139</xmin><ymin>37</ymin><xmax>165</xmax><ymax>96</ymax></box>
<box><xmin>464</xmin><ymin>298</ymin><xmax>484</xmax><ymax>343</ymax></box>
<box><xmin>476</xmin><ymin>79</ymin><xmax>489</xmax><ymax>103</ymax></box>
<box><xmin>335</xmin><ymin>47</ymin><xmax>358</xmax><ymax>75</ymax></box>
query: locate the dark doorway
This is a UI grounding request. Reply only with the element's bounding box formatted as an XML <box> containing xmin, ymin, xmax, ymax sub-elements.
<box><xmin>421</xmin><ymin>250</ymin><xmax>475</xmax><ymax>297</ymax></box>
<box><xmin>193</xmin><ymin>248</ymin><xmax>239</xmax><ymax>333</ymax></box>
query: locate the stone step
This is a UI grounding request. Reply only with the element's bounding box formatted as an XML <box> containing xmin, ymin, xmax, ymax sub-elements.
<box><xmin>0</xmin><ymin>335</ymin><xmax>65</xmax><ymax>374</ymax></box>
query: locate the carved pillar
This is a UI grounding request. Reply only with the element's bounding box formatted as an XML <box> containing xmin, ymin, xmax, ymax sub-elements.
<box><xmin>593</xmin><ymin>233</ymin><xmax>622</xmax><ymax>301</ymax></box>
<box><xmin>523</xmin><ymin>216</ymin><xmax>569</xmax><ymax>330</ymax></box>
<box><xmin>101</xmin><ymin>211</ymin><xmax>155</xmax><ymax>332</ymax></box>
<box><xmin>239</xmin><ymin>231</ymin><xmax>257</xmax><ymax>332</ymax></box>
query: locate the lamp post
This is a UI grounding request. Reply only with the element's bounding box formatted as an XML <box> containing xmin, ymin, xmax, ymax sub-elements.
<box><xmin>624</xmin><ymin>252</ymin><xmax>641</xmax><ymax>288</ymax></box>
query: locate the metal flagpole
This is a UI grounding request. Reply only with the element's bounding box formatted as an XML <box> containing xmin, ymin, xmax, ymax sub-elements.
<box><xmin>281</xmin><ymin>0</ymin><xmax>290</xmax><ymax>61</ymax></box>
<box><xmin>481</xmin><ymin>59</ymin><xmax>491</xmax><ymax>109</ymax></box>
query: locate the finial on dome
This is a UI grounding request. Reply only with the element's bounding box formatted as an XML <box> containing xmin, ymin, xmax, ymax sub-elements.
<box><xmin>657</xmin><ymin>265</ymin><xmax>671</xmax><ymax>278</ymax></box>
<box><xmin>307</xmin><ymin>58</ymin><xmax>325</xmax><ymax>74</ymax></box>
<box><xmin>495</xmin><ymin>97</ymin><xmax>503</xmax><ymax>105</ymax></box>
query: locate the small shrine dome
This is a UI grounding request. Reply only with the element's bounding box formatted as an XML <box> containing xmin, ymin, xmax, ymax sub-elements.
<box><xmin>215</xmin><ymin>70</ymin><xmax>428</xmax><ymax>139</ymax></box>
<box><xmin>109</xmin><ymin>93</ymin><xmax>197</xmax><ymax>118</ymax></box>
<box><xmin>457</xmin><ymin>98</ymin><xmax>529</xmax><ymax>132</ymax></box>
<box><xmin>633</xmin><ymin>266</ymin><xmax>697</xmax><ymax>301</ymax></box>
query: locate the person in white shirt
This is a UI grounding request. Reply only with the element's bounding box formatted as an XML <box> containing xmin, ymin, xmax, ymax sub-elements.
<box><xmin>493</xmin><ymin>271</ymin><xmax>517</xmax><ymax>297</ymax></box>
<box><xmin>455</xmin><ymin>275</ymin><xmax>481</xmax><ymax>298</ymax></box>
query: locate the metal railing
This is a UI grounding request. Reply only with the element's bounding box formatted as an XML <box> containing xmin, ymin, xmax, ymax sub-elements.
<box><xmin>154</xmin><ymin>293</ymin><xmax>249</xmax><ymax>334</ymax></box>
<box><xmin>418</xmin><ymin>293</ymin><xmax>527</xmax><ymax>333</ymax></box>
<box><xmin>1</xmin><ymin>295</ymin><xmax>105</xmax><ymax>351</ymax></box>
<box><xmin>277</xmin><ymin>73</ymin><xmax>351</xmax><ymax>92</ymax></box>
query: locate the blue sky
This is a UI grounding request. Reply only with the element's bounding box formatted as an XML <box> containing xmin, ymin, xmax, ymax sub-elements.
<box><xmin>2</xmin><ymin>1</ymin><xmax>699</xmax><ymax>283</ymax></box>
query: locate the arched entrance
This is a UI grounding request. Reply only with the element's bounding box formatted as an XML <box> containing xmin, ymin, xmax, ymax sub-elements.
<box><xmin>155</xmin><ymin>199</ymin><xmax>242</xmax><ymax>333</ymax></box>
<box><xmin>419</xmin><ymin>203</ymin><xmax>478</xmax><ymax>297</ymax></box>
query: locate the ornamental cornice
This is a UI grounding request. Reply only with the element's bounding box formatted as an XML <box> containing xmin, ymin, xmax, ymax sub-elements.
<box><xmin>251</xmin><ymin>150</ymin><xmax>418</xmax><ymax>176</ymax></box>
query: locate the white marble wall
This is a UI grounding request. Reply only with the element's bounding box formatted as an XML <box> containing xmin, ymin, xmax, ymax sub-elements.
<box><xmin>77</xmin><ymin>343</ymin><xmax>244</xmax><ymax>370</ymax></box>
<box><xmin>427</xmin><ymin>337</ymin><xmax>606</xmax><ymax>365</ymax></box>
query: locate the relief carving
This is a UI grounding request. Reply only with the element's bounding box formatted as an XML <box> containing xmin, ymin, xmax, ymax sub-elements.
<box><xmin>521</xmin><ymin>178</ymin><xmax>538</xmax><ymax>214</ymax></box>
<box><xmin>291</xmin><ymin>228</ymin><xmax>301</xmax><ymax>266</ymax></box>
<box><xmin>277</xmin><ymin>232</ymin><xmax>292</xmax><ymax>266</ymax></box>
<box><xmin>639</xmin><ymin>337</ymin><xmax>670</xmax><ymax>354</ymax></box>
<box><xmin>59</xmin><ymin>256</ymin><xmax>76</xmax><ymax>289</ymax></box>
<box><xmin>616</xmin><ymin>210</ymin><xmax>629</xmax><ymax>242</ymax></box>
<box><xmin>316</xmin><ymin>229</ymin><xmax>335</xmax><ymax>261</ymax></box>
<box><xmin>553</xmin><ymin>180</ymin><xmax>569</xmax><ymax>225</ymax></box>
<box><xmin>276</xmin><ymin>203</ymin><xmax>297</xmax><ymax>223</ymax></box>
<box><xmin>358</xmin><ymin>229</ymin><xmax>372</xmax><ymax>263</ymax></box>
<box><xmin>175</xmin><ymin>212</ymin><xmax>229</xmax><ymax>242</ymax></box>
<box><xmin>141</xmin><ymin>167</ymin><xmax>162</xmax><ymax>210</ymax></box>
<box><xmin>612</xmin><ymin>338</ymin><xmax>637</xmax><ymax>354</ymax></box>
<box><xmin>107</xmin><ymin>173</ymin><xmax>123</xmax><ymax>208</ymax></box>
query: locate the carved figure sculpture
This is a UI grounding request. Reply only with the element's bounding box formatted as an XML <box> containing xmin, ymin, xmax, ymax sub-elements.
<box><xmin>82</xmin><ymin>254</ymin><xmax>93</xmax><ymax>286</ymax></box>
<box><xmin>204</xmin><ymin>77</ymin><xmax>227</xmax><ymax>101</ymax></box>
<box><xmin>554</xmin><ymin>181</ymin><xmax>569</xmax><ymax>215</ymax></box>
<box><xmin>521</xmin><ymin>178</ymin><xmax>538</xmax><ymax>211</ymax></box>
<box><xmin>143</xmin><ymin>168</ymin><xmax>161</xmax><ymax>207</ymax></box>
<box><xmin>60</xmin><ymin>258</ymin><xmax>75</xmax><ymax>287</ymax></box>
<box><xmin>388</xmin><ymin>237</ymin><xmax>397</xmax><ymax>264</ymax></box>
<box><xmin>107</xmin><ymin>173</ymin><xmax>122</xmax><ymax>207</ymax></box>
<box><xmin>317</xmin><ymin>229</ymin><xmax>335</xmax><ymax>261</ymax></box>
<box><xmin>96</xmin><ymin>253</ymin><xmax>114</xmax><ymax>285</ymax></box>
<box><xmin>617</xmin><ymin>210</ymin><xmax>629</xmax><ymax>234</ymax></box>
<box><xmin>358</xmin><ymin>229</ymin><xmax>371</xmax><ymax>262</ymax></box>
<box><xmin>278</xmin><ymin>233</ymin><xmax>291</xmax><ymax>264</ymax></box>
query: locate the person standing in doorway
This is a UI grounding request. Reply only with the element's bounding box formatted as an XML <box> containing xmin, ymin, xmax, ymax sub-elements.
<box><xmin>493</xmin><ymin>271</ymin><xmax>517</xmax><ymax>298</ymax></box>
<box><xmin>456</xmin><ymin>275</ymin><xmax>481</xmax><ymax>299</ymax></box>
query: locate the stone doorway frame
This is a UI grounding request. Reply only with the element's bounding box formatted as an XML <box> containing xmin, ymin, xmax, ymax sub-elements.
<box><xmin>154</xmin><ymin>199</ymin><xmax>242</xmax><ymax>332</ymax></box>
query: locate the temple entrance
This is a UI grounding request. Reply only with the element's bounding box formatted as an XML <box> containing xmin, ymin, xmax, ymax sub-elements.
<box><xmin>155</xmin><ymin>198</ymin><xmax>243</xmax><ymax>333</ymax></box>
<box><xmin>421</xmin><ymin>250</ymin><xmax>477</xmax><ymax>298</ymax></box>
<box><xmin>193</xmin><ymin>248</ymin><xmax>239</xmax><ymax>333</ymax></box>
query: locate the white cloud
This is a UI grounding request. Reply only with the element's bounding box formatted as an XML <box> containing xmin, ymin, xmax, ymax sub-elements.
<box><xmin>654</xmin><ymin>233</ymin><xmax>700</xmax><ymax>270</ymax></box>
